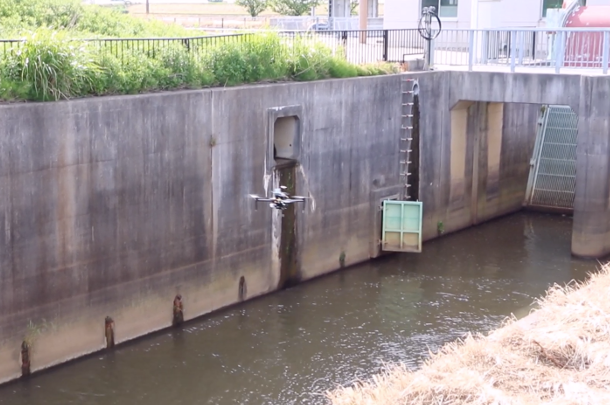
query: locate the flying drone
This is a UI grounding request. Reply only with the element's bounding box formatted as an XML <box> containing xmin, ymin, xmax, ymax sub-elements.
<box><xmin>249</xmin><ymin>186</ymin><xmax>307</xmax><ymax>211</ymax></box>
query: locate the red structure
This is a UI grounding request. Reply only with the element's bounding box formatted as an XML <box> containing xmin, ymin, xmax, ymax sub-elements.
<box><xmin>563</xmin><ymin>6</ymin><xmax>610</xmax><ymax>68</ymax></box>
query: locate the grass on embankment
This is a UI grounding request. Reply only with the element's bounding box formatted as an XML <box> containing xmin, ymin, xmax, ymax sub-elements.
<box><xmin>0</xmin><ymin>0</ymin><xmax>396</xmax><ymax>102</ymax></box>
<box><xmin>328</xmin><ymin>264</ymin><xmax>610</xmax><ymax>405</ymax></box>
<box><xmin>0</xmin><ymin>29</ymin><xmax>397</xmax><ymax>102</ymax></box>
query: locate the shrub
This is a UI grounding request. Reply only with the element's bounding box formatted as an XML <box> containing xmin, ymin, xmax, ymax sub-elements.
<box><xmin>97</xmin><ymin>51</ymin><xmax>168</xmax><ymax>94</ymax></box>
<box><xmin>0</xmin><ymin>29</ymin><xmax>99</xmax><ymax>101</ymax></box>
<box><xmin>157</xmin><ymin>45</ymin><xmax>214</xmax><ymax>89</ymax></box>
<box><xmin>287</xmin><ymin>37</ymin><xmax>334</xmax><ymax>81</ymax></box>
<box><xmin>328</xmin><ymin>56</ymin><xmax>358</xmax><ymax>78</ymax></box>
<box><xmin>355</xmin><ymin>65</ymin><xmax>371</xmax><ymax>76</ymax></box>
<box><xmin>240</xmin><ymin>32</ymin><xmax>288</xmax><ymax>82</ymax></box>
<box><xmin>203</xmin><ymin>33</ymin><xmax>290</xmax><ymax>86</ymax></box>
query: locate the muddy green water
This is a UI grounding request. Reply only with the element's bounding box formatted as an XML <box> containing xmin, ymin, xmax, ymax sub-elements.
<box><xmin>0</xmin><ymin>212</ymin><xmax>597</xmax><ymax>405</ymax></box>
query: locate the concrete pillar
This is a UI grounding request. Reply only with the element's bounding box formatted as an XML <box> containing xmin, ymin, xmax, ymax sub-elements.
<box><xmin>359</xmin><ymin>0</ymin><xmax>368</xmax><ymax>43</ymax></box>
<box><xmin>470</xmin><ymin>102</ymin><xmax>487</xmax><ymax>225</ymax></box>
<box><xmin>446</xmin><ymin>101</ymin><xmax>474</xmax><ymax>233</ymax></box>
<box><xmin>572</xmin><ymin>76</ymin><xmax>610</xmax><ymax>258</ymax></box>
<box><xmin>470</xmin><ymin>0</ymin><xmax>503</xmax><ymax>63</ymax></box>
<box><xmin>470</xmin><ymin>0</ymin><xmax>502</xmax><ymax>28</ymax></box>
<box><xmin>368</xmin><ymin>0</ymin><xmax>378</xmax><ymax>17</ymax></box>
<box><xmin>486</xmin><ymin>103</ymin><xmax>504</xmax><ymax>199</ymax></box>
<box><xmin>449</xmin><ymin>101</ymin><xmax>471</xmax><ymax>209</ymax></box>
<box><xmin>470</xmin><ymin>0</ymin><xmax>479</xmax><ymax>28</ymax></box>
<box><xmin>330</xmin><ymin>0</ymin><xmax>377</xmax><ymax>22</ymax></box>
<box><xmin>332</xmin><ymin>0</ymin><xmax>350</xmax><ymax>18</ymax></box>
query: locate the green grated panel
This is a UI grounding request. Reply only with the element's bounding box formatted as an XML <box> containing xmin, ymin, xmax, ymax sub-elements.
<box><xmin>381</xmin><ymin>200</ymin><xmax>423</xmax><ymax>253</ymax></box>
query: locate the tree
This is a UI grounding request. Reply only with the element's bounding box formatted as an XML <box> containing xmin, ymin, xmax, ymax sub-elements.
<box><xmin>236</xmin><ymin>0</ymin><xmax>268</xmax><ymax>17</ymax></box>
<box><xmin>350</xmin><ymin>0</ymin><xmax>359</xmax><ymax>15</ymax></box>
<box><xmin>270</xmin><ymin>0</ymin><xmax>321</xmax><ymax>16</ymax></box>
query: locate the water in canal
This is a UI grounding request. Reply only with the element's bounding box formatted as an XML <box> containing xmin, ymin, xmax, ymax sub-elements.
<box><xmin>0</xmin><ymin>212</ymin><xmax>598</xmax><ymax>405</ymax></box>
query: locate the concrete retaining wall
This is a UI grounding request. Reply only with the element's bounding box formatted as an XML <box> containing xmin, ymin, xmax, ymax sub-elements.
<box><xmin>0</xmin><ymin>72</ymin><xmax>541</xmax><ymax>383</ymax></box>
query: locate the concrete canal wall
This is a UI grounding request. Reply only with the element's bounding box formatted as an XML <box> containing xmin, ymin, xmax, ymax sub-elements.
<box><xmin>0</xmin><ymin>73</ymin><xmax>542</xmax><ymax>383</ymax></box>
<box><xmin>401</xmin><ymin>70</ymin><xmax>541</xmax><ymax>240</ymax></box>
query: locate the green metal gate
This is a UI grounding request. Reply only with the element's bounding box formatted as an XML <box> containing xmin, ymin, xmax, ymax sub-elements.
<box><xmin>525</xmin><ymin>105</ymin><xmax>578</xmax><ymax>211</ymax></box>
<box><xmin>381</xmin><ymin>200</ymin><xmax>423</xmax><ymax>253</ymax></box>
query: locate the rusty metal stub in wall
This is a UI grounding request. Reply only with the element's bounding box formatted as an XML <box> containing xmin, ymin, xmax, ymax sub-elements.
<box><xmin>20</xmin><ymin>340</ymin><xmax>30</xmax><ymax>377</ymax></box>
<box><xmin>105</xmin><ymin>316</ymin><xmax>115</xmax><ymax>349</ymax></box>
<box><xmin>238</xmin><ymin>277</ymin><xmax>247</xmax><ymax>302</ymax></box>
<box><xmin>173</xmin><ymin>295</ymin><xmax>184</xmax><ymax>327</ymax></box>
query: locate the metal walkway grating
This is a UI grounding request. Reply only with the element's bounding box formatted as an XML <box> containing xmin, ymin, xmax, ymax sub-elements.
<box><xmin>525</xmin><ymin>105</ymin><xmax>578</xmax><ymax>210</ymax></box>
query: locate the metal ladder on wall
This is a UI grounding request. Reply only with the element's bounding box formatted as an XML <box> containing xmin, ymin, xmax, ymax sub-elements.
<box><xmin>379</xmin><ymin>76</ymin><xmax>424</xmax><ymax>255</ymax></box>
<box><xmin>400</xmin><ymin>77</ymin><xmax>418</xmax><ymax>200</ymax></box>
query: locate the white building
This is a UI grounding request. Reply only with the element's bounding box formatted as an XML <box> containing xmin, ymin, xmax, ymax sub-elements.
<box><xmin>384</xmin><ymin>0</ymin><xmax>610</xmax><ymax>30</ymax></box>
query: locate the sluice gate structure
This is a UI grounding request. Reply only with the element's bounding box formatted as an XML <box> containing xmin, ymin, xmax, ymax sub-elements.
<box><xmin>0</xmin><ymin>66</ymin><xmax>609</xmax><ymax>383</ymax></box>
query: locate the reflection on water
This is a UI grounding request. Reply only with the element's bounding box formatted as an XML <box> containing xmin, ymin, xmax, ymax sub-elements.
<box><xmin>0</xmin><ymin>212</ymin><xmax>597</xmax><ymax>405</ymax></box>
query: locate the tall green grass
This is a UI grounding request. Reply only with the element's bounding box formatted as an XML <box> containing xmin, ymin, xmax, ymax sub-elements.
<box><xmin>0</xmin><ymin>0</ymin><xmax>398</xmax><ymax>102</ymax></box>
<box><xmin>0</xmin><ymin>30</ymin><xmax>398</xmax><ymax>102</ymax></box>
<box><xmin>0</xmin><ymin>30</ymin><xmax>100</xmax><ymax>101</ymax></box>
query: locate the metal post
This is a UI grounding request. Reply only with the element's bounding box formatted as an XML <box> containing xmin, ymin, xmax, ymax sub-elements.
<box><xmin>423</xmin><ymin>9</ymin><xmax>433</xmax><ymax>70</ymax></box>
<box><xmin>424</xmin><ymin>39</ymin><xmax>431</xmax><ymax>70</ymax></box>
<box><xmin>510</xmin><ymin>30</ymin><xmax>516</xmax><ymax>72</ymax></box>
<box><xmin>518</xmin><ymin>30</ymin><xmax>525</xmax><ymax>65</ymax></box>
<box><xmin>468</xmin><ymin>30</ymin><xmax>474</xmax><ymax>71</ymax></box>
<box><xmin>603</xmin><ymin>31</ymin><xmax>609</xmax><ymax>74</ymax></box>
<box><xmin>382</xmin><ymin>30</ymin><xmax>389</xmax><ymax>61</ymax></box>
<box><xmin>532</xmin><ymin>32</ymin><xmax>537</xmax><ymax>61</ymax></box>
<box><xmin>555</xmin><ymin>30</ymin><xmax>566</xmax><ymax>74</ymax></box>
<box><xmin>481</xmin><ymin>30</ymin><xmax>489</xmax><ymax>65</ymax></box>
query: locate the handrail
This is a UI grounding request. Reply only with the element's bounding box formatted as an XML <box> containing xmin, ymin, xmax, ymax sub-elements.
<box><xmin>0</xmin><ymin>27</ymin><xmax>609</xmax><ymax>74</ymax></box>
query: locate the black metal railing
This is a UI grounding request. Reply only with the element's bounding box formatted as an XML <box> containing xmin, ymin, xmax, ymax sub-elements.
<box><xmin>86</xmin><ymin>33</ymin><xmax>254</xmax><ymax>60</ymax></box>
<box><xmin>0</xmin><ymin>39</ymin><xmax>25</xmax><ymax>53</ymax></box>
<box><xmin>0</xmin><ymin>29</ymin><xmax>425</xmax><ymax>65</ymax></box>
<box><xmin>278</xmin><ymin>29</ymin><xmax>424</xmax><ymax>64</ymax></box>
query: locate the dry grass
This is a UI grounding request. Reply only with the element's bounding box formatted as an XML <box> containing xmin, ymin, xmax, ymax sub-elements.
<box><xmin>328</xmin><ymin>264</ymin><xmax>610</xmax><ymax>405</ymax></box>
